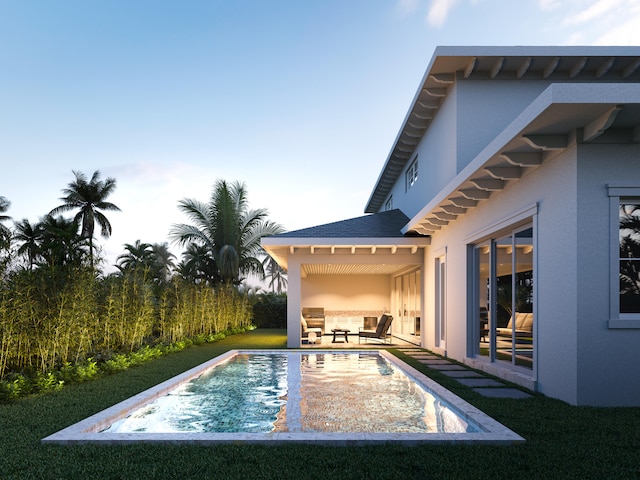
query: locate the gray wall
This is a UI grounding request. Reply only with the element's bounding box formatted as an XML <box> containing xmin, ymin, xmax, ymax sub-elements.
<box><xmin>575</xmin><ymin>143</ymin><xmax>640</xmax><ymax>406</ymax></box>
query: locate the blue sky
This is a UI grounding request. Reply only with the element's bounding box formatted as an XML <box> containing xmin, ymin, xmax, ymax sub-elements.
<box><xmin>2</xmin><ymin>0</ymin><xmax>640</xmax><ymax>274</ymax></box>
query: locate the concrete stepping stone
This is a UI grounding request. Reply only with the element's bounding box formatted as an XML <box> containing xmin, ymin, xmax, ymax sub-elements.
<box><xmin>473</xmin><ymin>388</ymin><xmax>533</xmax><ymax>399</ymax></box>
<box><xmin>456</xmin><ymin>378</ymin><xmax>504</xmax><ymax>387</ymax></box>
<box><xmin>419</xmin><ymin>359</ymin><xmax>451</xmax><ymax>365</ymax></box>
<box><xmin>421</xmin><ymin>363</ymin><xmax>467</xmax><ymax>370</ymax></box>
<box><xmin>439</xmin><ymin>370</ymin><xmax>484</xmax><ymax>378</ymax></box>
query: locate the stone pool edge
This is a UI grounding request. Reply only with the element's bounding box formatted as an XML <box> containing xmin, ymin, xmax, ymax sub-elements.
<box><xmin>41</xmin><ymin>349</ymin><xmax>525</xmax><ymax>446</ymax></box>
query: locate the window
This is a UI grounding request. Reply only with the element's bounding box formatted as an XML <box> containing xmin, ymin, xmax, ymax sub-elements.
<box><xmin>406</xmin><ymin>157</ymin><xmax>418</xmax><ymax>191</ymax></box>
<box><xmin>385</xmin><ymin>195</ymin><xmax>393</xmax><ymax>211</ymax></box>
<box><xmin>619</xmin><ymin>200</ymin><xmax>640</xmax><ymax>313</ymax></box>
<box><xmin>608</xmin><ymin>186</ymin><xmax>640</xmax><ymax>327</ymax></box>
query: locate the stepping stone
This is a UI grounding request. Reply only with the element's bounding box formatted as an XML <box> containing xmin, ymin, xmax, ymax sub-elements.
<box><xmin>473</xmin><ymin>388</ymin><xmax>533</xmax><ymax>399</ymax></box>
<box><xmin>420</xmin><ymin>359</ymin><xmax>451</xmax><ymax>365</ymax></box>
<box><xmin>407</xmin><ymin>354</ymin><xmax>439</xmax><ymax>360</ymax></box>
<box><xmin>422</xmin><ymin>363</ymin><xmax>467</xmax><ymax>371</ymax></box>
<box><xmin>456</xmin><ymin>378</ymin><xmax>504</xmax><ymax>387</ymax></box>
<box><xmin>440</xmin><ymin>370</ymin><xmax>484</xmax><ymax>378</ymax></box>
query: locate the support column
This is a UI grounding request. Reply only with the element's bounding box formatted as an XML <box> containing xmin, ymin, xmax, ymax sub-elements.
<box><xmin>287</xmin><ymin>259</ymin><xmax>302</xmax><ymax>348</ymax></box>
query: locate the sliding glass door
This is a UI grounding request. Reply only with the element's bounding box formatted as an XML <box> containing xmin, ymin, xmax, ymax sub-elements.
<box><xmin>473</xmin><ymin>225</ymin><xmax>534</xmax><ymax>370</ymax></box>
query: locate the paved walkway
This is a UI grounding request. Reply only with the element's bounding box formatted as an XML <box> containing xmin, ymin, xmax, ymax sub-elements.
<box><xmin>396</xmin><ymin>347</ymin><xmax>533</xmax><ymax>399</ymax></box>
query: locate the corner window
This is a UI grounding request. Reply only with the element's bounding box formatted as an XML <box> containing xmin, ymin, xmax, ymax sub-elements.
<box><xmin>406</xmin><ymin>157</ymin><xmax>418</xmax><ymax>191</ymax></box>
<box><xmin>608</xmin><ymin>186</ymin><xmax>640</xmax><ymax>328</ymax></box>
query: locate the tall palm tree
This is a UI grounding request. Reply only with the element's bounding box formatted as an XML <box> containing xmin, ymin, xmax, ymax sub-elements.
<box><xmin>50</xmin><ymin>170</ymin><xmax>120</xmax><ymax>268</ymax></box>
<box><xmin>13</xmin><ymin>218</ymin><xmax>44</xmax><ymax>271</ymax></box>
<box><xmin>170</xmin><ymin>179</ymin><xmax>284</xmax><ymax>285</ymax></box>
<box><xmin>0</xmin><ymin>196</ymin><xmax>11</xmax><ymax>245</ymax></box>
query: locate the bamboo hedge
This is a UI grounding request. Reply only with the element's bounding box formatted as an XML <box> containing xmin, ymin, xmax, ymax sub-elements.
<box><xmin>0</xmin><ymin>267</ymin><xmax>252</xmax><ymax>386</ymax></box>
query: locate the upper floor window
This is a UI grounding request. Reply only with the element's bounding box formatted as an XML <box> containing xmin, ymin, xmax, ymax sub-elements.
<box><xmin>385</xmin><ymin>195</ymin><xmax>393</xmax><ymax>211</ymax></box>
<box><xmin>406</xmin><ymin>157</ymin><xmax>418</xmax><ymax>191</ymax></box>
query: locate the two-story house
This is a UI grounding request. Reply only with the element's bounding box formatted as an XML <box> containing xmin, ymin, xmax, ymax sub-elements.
<box><xmin>262</xmin><ymin>46</ymin><xmax>640</xmax><ymax>406</ymax></box>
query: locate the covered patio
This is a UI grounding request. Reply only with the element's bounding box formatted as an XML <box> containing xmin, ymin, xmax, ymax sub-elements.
<box><xmin>262</xmin><ymin>210</ymin><xmax>431</xmax><ymax>348</ymax></box>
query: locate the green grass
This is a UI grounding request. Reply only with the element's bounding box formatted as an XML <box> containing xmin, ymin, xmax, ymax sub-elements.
<box><xmin>1</xmin><ymin>329</ymin><xmax>639</xmax><ymax>480</ymax></box>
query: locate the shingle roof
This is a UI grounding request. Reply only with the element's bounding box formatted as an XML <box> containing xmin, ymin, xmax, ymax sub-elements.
<box><xmin>275</xmin><ymin>209</ymin><xmax>411</xmax><ymax>238</ymax></box>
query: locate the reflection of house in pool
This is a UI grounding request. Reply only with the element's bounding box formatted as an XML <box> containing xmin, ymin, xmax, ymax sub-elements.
<box><xmin>263</xmin><ymin>46</ymin><xmax>640</xmax><ymax>407</ymax></box>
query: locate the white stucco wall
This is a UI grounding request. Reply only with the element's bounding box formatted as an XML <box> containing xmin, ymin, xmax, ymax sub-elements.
<box><xmin>423</xmin><ymin>146</ymin><xmax>581</xmax><ymax>404</ymax></box>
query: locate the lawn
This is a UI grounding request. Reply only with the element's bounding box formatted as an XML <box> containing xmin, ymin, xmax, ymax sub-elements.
<box><xmin>1</xmin><ymin>329</ymin><xmax>639</xmax><ymax>480</ymax></box>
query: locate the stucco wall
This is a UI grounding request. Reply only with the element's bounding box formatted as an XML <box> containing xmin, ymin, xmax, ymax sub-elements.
<box><xmin>575</xmin><ymin>143</ymin><xmax>640</xmax><ymax>406</ymax></box>
<box><xmin>455</xmin><ymin>79</ymin><xmax>548</xmax><ymax>172</ymax></box>
<box><xmin>388</xmin><ymin>88</ymin><xmax>458</xmax><ymax>219</ymax></box>
<box><xmin>424</xmin><ymin>146</ymin><xmax>581</xmax><ymax>404</ymax></box>
<box><xmin>301</xmin><ymin>274</ymin><xmax>390</xmax><ymax>314</ymax></box>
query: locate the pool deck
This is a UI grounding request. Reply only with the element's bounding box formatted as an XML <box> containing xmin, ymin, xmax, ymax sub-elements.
<box><xmin>42</xmin><ymin>349</ymin><xmax>525</xmax><ymax>446</ymax></box>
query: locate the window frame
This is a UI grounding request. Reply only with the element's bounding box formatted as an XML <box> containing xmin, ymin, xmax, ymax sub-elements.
<box><xmin>405</xmin><ymin>156</ymin><xmax>418</xmax><ymax>191</ymax></box>
<box><xmin>608</xmin><ymin>186</ymin><xmax>640</xmax><ymax>328</ymax></box>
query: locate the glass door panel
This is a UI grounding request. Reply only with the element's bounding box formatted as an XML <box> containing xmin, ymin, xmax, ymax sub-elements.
<box><xmin>495</xmin><ymin>234</ymin><xmax>514</xmax><ymax>366</ymax></box>
<box><xmin>514</xmin><ymin>227</ymin><xmax>534</xmax><ymax>369</ymax></box>
<box><xmin>475</xmin><ymin>242</ymin><xmax>490</xmax><ymax>359</ymax></box>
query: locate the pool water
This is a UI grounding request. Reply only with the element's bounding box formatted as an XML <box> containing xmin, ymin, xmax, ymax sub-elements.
<box><xmin>105</xmin><ymin>352</ymin><xmax>479</xmax><ymax>434</ymax></box>
<box><xmin>42</xmin><ymin>350</ymin><xmax>525</xmax><ymax>445</ymax></box>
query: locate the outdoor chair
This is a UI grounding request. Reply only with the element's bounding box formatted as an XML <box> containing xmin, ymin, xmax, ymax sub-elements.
<box><xmin>358</xmin><ymin>314</ymin><xmax>394</xmax><ymax>344</ymax></box>
<box><xmin>301</xmin><ymin>315</ymin><xmax>322</xmax><ymax>344</ymax></box>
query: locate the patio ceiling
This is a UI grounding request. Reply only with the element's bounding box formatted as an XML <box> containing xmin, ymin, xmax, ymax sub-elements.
<box><xmin>262</xmin><ymin>237</ymin><xmax>430</xmax><ymax>276</ymax></box>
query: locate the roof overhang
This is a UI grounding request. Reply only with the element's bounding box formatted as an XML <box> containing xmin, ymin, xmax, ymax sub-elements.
<box><xmin>402</xmin><ymin>82</ymin><xmax>640</xmax><ymax>234</ymax></box>
<box><xmin>365</xmin><ymin>46</ymin><xmax>640</xmax><ymax>214</ymax></box>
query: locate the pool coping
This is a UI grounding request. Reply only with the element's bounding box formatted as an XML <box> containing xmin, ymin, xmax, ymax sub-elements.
<box><xmin>41</xmin><ymin>349</ymin><xmax>525</xmax><ymax>446</ymax></box>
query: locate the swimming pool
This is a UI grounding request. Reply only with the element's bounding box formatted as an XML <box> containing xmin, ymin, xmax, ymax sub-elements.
<box><xmin>42</xmin><ymin>350</ymin><xmax>524</xmax><ymax>445</ymax></box>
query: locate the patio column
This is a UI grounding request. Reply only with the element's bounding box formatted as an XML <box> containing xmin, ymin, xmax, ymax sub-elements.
<box><xmin>287</xmin><ymin>259</ymin><xmax>302</xmax><ymax>348</ymax></box>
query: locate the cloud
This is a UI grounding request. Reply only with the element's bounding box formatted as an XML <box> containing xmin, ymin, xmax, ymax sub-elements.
<box><xmin>396</xmin><ymin>0</ymin><xmax>420</xmax><ymax>15</ymax></box>
<box><xmin>553</xmin><ymin>0</ymin><xmax>640</xmax><ymax>45</ymax></box>
<box><xmin>562</xmin><ymin>0</ymin><xmax>626</xmax><ymax>25</ymax></box>
<box><xmin>427</xmin><ymin>0</ymin><xmax>461</xmax><ymax>27</ymax></box>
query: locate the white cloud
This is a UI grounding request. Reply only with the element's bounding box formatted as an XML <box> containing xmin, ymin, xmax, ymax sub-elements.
<box><xmin>562</xmin><ymin>0</ymin><xmax>626</xmax><ymax>25</ymax></box>
<box><xmin>396</xmin><ymin>0</ymin><xmax>420</xmax><ymax>15</ymax></box>
<box><xmin>427</xmin><ymin>0</ymin><xmax>460</xmax><ymax>27</ymax></box>
<box><xmin>537</xmin><ymin>0</ymin><xmax>562</xmax><ymax>11</ymax></box>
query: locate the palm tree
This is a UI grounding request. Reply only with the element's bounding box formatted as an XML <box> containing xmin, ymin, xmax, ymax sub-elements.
<box><xmin>50</xmin><ymin>170</ymin><xmax>120</xmax><ymax>268</ymax></box>
<box><xmin>176</xmin><ymin>243</ymin><xmax>220</xmax><ymax>285</ymax></box>
<box><xmin>170</xmin><ymin>179</ymin><xmax>284</xmax><ymax>285</ymax></box>
<box><xmin>116</xmin><ymin>240</ymin><xmax>154</xmax><ymax>273</ymax></box>
<box><xmin>0</xmin><ymin>196</ymin><xmax>11</xmax><ymax>245</ymax></box>
<box><xmin>13</xmin><ymin>218</ymin><xmax>44</xmax><ymax>270</ymax></box>
<box><xmin>39</xmin><ymin>214</ymin><xmax>87</xmax><ymax>268</ymax></box>
<box><xmin>151</xmin><ymin>242</ymin><xmax>176</xmax><ymax>283</ymax></box>
<box><xmin>262</xmin><ymin>255</ymin><xmax>287</xmax><ymax>293</ymax></box>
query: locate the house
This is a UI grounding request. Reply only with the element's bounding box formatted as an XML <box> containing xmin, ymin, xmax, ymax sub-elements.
<box><xmin>262</xmin><ymin>46</ymin><xmax>640</xmax><ymax>407</ymax></box>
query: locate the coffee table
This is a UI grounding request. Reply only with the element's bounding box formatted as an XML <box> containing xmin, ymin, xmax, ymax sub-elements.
<box><xmin>331</xmin><ymin>328</ymin><xmax>350</xmax><ymax>343</ymax></box>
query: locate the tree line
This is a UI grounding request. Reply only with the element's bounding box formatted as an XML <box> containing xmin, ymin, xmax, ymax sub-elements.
<box><xmin>0</xmin><ymin>171</ymin><xmax>287</xmax><ymax>397</ymax></box>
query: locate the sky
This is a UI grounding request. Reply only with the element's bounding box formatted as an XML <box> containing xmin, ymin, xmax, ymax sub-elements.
<box><xmin>2</xmin><ymin>0</ymin><xmax>640</xmax><ymax>275</ymax></box>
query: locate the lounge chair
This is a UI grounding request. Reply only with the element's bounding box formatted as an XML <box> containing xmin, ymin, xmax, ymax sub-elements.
<box><xmin>358</xmin><ymin>314</ymin><xmax>394</xmax><ymax>344</ymax></box>
<box><xmin>301</xmin><ymin>315</ymin><xmax>322</xmax><ymax>344</ymax></box>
